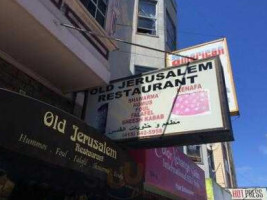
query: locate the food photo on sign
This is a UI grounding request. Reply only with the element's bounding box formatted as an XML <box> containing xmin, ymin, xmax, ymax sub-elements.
<box><xmin>85</xmin><ymin>56</ymin><xmax>233</xmax><ymax>148</ymax></box>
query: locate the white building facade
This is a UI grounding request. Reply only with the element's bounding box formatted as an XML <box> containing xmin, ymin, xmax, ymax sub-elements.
<box><xmin>184</xmin><ymin>142</ymin><xmax>237</xmax><ymax>188</ymax></box>
<box><xmin>109</xmin><ymin>0</ymin><xmax>178</xmax><ymax>79</ymax></box>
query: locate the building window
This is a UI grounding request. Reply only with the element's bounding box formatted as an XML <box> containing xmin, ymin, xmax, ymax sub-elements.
<box><xmin>166</xmin><ymin>11</ymin><xmax>176</xmax><ymax>51</ymax></box>
<box><xmin>207</xmin><ymin>149</ymin><xmax>215</xmax><ymax>171</ymax></box>
<box><xmin>80</xmin><ymin>0</ymin><xmax>108</xmax><ymax>27</ymax></box>
<box><xmin>137</xmin><ymin>0</ymin><xmax>157</xmax><ymax>35</ymax></box>
<box><xmin>186</xmin><ymin>145</ymin><xmax>202</xmax><ymax>163</ymax></box>
<box><xmin>135</xmin><ymin>65</ymin><xmax>157</xmax><ymax>75</ymax></box>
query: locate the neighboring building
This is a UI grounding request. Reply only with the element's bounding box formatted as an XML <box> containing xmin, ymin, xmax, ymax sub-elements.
<box><xmin>109</xmin><ymin>0</ymin><xmax>178</xmax><ymax>80</ymax></box>
<box><xmin>183</xmin><ymin>143</ymin><xmax>237</xmax><ymax>200</ymax></box>
<box><xmin>213</xmin><ymin>142</ymin><xmax>237</xmax><ymax>188</ymax></box>
<box><xmin>183</xmin><ymin>142</ymin><xmax>237</xmax><ymax>188</ymax></box>
<box><xmin>0</xmin><ymin>0</ymin><xmax>117</xmax><ymax>118</ymax></box>
<box><xmin>184</xmin><ymin>144</ymin><xmax>216</xmax><ymax>180</ymax></box>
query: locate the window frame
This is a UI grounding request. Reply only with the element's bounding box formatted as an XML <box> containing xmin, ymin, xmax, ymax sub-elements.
<box><xmin>166</xmin><ymin>10</ymin><xmax>177</xmax><ymax>51</ymax></box>
<box><xmin>80</xmin><ymin>0</ymin><xmax>109</xmax><ymax>28</ymax></box>
<box><xmin>137</xmin><ymin>0</ymin><xmax>158</xmax><ymax>35</ymax></box>
<box><xmin>207</xmin><ymin>148</ymin><xmax>215</xmax><ymax>171</ymax></box>
<box><xmin>134</xmin><ymin>65</ymin><xmax>158</xmax><ymax>75</ymax></box>
<box><xmin>185</xmin><ymin>145</ymin><xmax>203</xmax><ymax>164</ymax></box>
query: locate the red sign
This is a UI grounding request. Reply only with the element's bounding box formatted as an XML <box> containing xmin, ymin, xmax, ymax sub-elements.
<box><xmin>130</xmin><ymin>147</ymin><xmax>206</xmax><ymax>200</ymax></box>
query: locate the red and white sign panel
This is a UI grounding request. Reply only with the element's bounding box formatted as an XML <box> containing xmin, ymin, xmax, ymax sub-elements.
<box><xmin>86</xmin><ymin>57</ymin><xmax>233</xmax><ymax>148</ymax></box>
<box><xmin>228</xmin><ymin>188</ymin><xmax>267</xmax><ymax>200</ymax></box>
<box><xmin>167</xmin><ymin>38</ymin><xmax>239</xmax><ymax>116</ymax></box>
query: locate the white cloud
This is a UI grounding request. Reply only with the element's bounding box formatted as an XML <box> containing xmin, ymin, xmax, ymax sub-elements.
<box><xmin>259</xmin><ymin>145</ymin><xmax>267</xmax><ymax>155</ymax></box>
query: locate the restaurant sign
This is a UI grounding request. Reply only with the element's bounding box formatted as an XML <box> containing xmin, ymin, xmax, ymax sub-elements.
<box><xmin>86</xmin><ymin>57</ymin><xmax>233</xmax><ymax>148</ymax></box>
<box><xmin>0</xmin><ymin>88</ymin><xmax>142</xmax><ymax>193</ymax></box>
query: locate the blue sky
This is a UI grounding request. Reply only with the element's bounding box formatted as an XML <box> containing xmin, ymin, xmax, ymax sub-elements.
<box><xmin>177</xmin><ymin>0</ymin><xmax>267</xmax><ymax>187</ymax></box>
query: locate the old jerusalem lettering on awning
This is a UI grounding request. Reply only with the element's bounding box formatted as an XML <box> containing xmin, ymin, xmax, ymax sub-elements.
<box><xmin>0</xmin><ymin>88</ymin><xmax>142</xmax><ymax>198</ymax></box>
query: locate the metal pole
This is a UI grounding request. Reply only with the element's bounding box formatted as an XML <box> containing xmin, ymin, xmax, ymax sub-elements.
<box><xmin>60</xmin><ymin>23</ymin><xmax>197</xmax><ymax>60</ymax></box>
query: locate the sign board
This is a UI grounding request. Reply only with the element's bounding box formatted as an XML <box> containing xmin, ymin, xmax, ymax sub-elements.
<box><xmin>167</xmin><ymin>38</ymin><xmax>239</xmax><ymax>116</ymax></box>
<box><xmin>0</xmin><ymin>88</ymin><xmax>142</xmax><ymax>195</ymax></box>
<box><xmin>227</xmin><ymin>188</ymin><xmax>267</xmax><ymax>200</ymax></box>
<box><xmin>86</xmin><ymin>57</ymin><xmax>233</xmax><ymax>148</ymax></box>
<box><xmin>142</xmin><ymin>147</ymin><xmax>206</xmax><ymax>200</ymax></box>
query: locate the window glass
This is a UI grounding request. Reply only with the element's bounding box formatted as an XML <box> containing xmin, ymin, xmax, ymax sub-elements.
<box><xmin>186</xmin><ymin>145</ymin><xmax>202</xmax><ymax>163</ymax></box>
<box><xmin>80</xmin><ymin>0</ymin><xmax>108</xmax><ymax>28</ymax></box>
<box><xmin>96</xmin><ymin>11</ymin><xmax>105</xmax><ymax>27</ymax></box>
<box><xmin>138</xmin><ymin>0</ymin><xmax>157</xmax><ymax>35</ymax></box>
<box><xmin>98</xmin><ymin>0</ymin><xmax>107</xmax><ymax>14</ymax></box>
<box><xmin>166</xmin><ymin>11</ymin><xmax>176</xmax><ymax>51</ymax></box>
<box><xmin>138</xmin><ymin>17</ymin><xmax>156</xmax><ymax>30</ymax></box>
<box><xmin>139</xmin><ymin>1</ymin><xmax>156</xmax><ymax>18</ymax></box>
<box><xmin>87</xmin><ymin>1</ymin><xmax>96</xmax><ymax>17</ymax></box>
<box><xmin>80</xmin><ymin>0</ymin><xmax>89</xmax><ymax>7</ymax></box>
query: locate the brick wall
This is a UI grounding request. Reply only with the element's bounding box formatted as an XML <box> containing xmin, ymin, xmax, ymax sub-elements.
<box><xmin>213</xmin><ymin>143</ymin><xmax>226</xmax><ymax>188</ymax></box>
<box><xmin>0</xmin><ymin>57</ymin><xmax>74</xmax><ymax>113</ymax></box>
